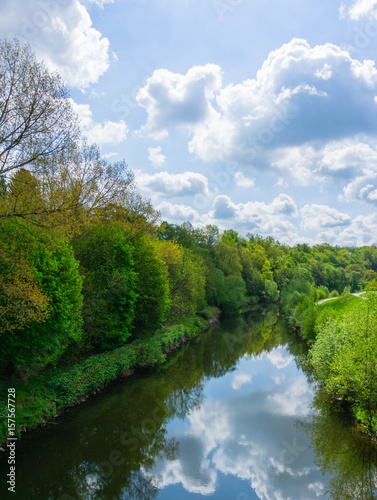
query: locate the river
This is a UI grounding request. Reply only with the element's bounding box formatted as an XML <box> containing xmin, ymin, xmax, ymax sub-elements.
<box><xmin>1</xmin><ymin>305</ymin><xmax>377</xmax><ymax>499</ymax></box>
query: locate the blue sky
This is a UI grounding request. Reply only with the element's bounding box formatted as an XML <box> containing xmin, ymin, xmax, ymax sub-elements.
<box><xmin>3</xmin><ymin>0</ymin><xmax>377</xmax><ymax>245</ymax></box>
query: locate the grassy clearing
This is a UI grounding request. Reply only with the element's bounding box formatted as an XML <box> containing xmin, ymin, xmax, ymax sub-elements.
<box><xmin>317</xmin><ymin>293</ymin><xmax>368</xmax><ymax>317</ymax></box>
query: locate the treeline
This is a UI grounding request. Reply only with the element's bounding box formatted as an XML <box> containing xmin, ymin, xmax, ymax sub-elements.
<box><xmin>2</xmin><ymin>204</ymin><xmax>377</xmax><ymax>379</ymax></box>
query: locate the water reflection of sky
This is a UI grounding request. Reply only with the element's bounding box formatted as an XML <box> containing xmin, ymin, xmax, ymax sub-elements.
<box><xmin>146</xmin><ymin>346</ymin><xmax>328</xmax><ymax>500</ymax></box>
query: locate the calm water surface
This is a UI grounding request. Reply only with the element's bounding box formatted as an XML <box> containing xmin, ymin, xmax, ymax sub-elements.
<box><xmin>1</xmin><ymin>306</ymin><xmax>377</xmax><ymax>499</ymax></box>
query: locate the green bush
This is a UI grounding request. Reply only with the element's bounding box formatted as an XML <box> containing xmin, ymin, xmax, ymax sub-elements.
<box><xmin>47</xmin><ymin>346</ymin><xmax>137</xmax><ymax>406</ymax></box>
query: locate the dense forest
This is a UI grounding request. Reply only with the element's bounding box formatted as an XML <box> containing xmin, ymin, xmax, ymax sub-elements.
<box><xmin>1</xmin><ymin>39</ymin><xmax>377</xmax><ymax>440</ymax></box>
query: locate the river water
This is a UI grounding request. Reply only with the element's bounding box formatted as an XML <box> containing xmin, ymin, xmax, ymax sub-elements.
<box><xmin>1</xmin><ymin>305</ymin><xmax>377</xmax><ymax>499</ymax></box>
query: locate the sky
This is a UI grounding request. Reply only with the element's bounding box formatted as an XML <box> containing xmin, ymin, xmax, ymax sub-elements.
<box><xmin>2</xmin><ymin>0</ymin><xmax>377</xmax><ymax>246</ymax></box>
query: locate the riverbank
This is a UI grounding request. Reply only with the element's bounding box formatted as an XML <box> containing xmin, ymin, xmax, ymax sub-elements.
<box><xmin>289</xmin><ymin>292</ymin><xmax>377</xmax><ymax>437</ymax></box>
<box><xmin>0</xmin><ymin>309</ymin><xmax>221</xmax><ymax>447</ymax></box>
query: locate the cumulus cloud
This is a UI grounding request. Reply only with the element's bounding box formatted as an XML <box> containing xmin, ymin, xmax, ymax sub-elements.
<box><xmin>342</xmin><ymin>172</ymin><xmax>377</xmax><ymax>204</ymax></box>
<box><xmin>270</xmin><ymin>139</ymin><xmax>377</xmax><ymax>193</ymax></box>
<box><xmin>266</xmin><ymin>348</ymin><xmax>294</xmax><ymax>369</ymax></box>
<box><xmin>0</xmin><ymin>0</ymin><xmax>111</xmax><ymax>88</ymax></box>
<box><xmin>300</xmin><ymin>204</ymin><xmax>352</xmax><ymax>232</ymax></box>
<box><xmin>231</xmin><ymin>373</ymin><xmax>252</xmax><ymax>390</ymax></box>
<box><xmin>148</xmin><ymin>146</ymin><xmax>166</xmax><ymax>168</ymax></box>
<box><xmin>136</xmin><ymin>64</ymin><xmax>223</xmax><ymax>139</ymax></box>
<box><xmin>318</xmin><ymin>140</ymin><xmax>377</xmax><ymax>177</ymax></box>
<box><xmin>157</xmin><ymin>201</ymin><xmax>201</xmax><ymax>223</ymax></box>
<box><xmin>347</xmin><ymin>0</ymin><xmax>377</xmax><ymax>20</ymax></box>
<box><xmin>137</xmin><ymin>39</ymin><xmax>377</xmax><ymax>169</ymax></box>
<box><xmin>208</xmin><ymin>193</ymin><xmax>299</xmax><ymax>243</ymax></box>
<box><xmin>314</xmin><ymin>213</ymin><xmax>377</xmax><ymax>246</ymax></box>
<box><xmin>151</xmin><ymin>188</ymin><xmax>375</xmax><ymax>248</ymax></box>
<box><xmin>70</xmin><ymin>100</ymin><xmax>128</xmax><ymax>146</ymax></box>
<box><xmin>234</xmin><ymin>171</ymin><xmax>255</xmax><ymax>188</ymax></box>
<box><xmin>137</xmin><ymin>171</ymin><xmax>210</xmax><ymax>198</ymax></box>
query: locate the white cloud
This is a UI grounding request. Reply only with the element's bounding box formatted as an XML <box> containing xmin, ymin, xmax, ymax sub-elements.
<box><xmin>234</xmin><ymin>171</ymin><xmax>255</xmax><ymax>188</ymax></box>
<box><xmin>314</xmin><ymin>213</ymin><xmax>377</xmax><ymax>246</ymax></box>
<box><xmin>266</xmin><ymin>348</ymin><xmax>294</xmax><ymax>369</ymax></box>
<box><xmin>342</xmin><ymin>171</ymin><xmax>377</xmax><ymax>204</ymax></box>
<box><xmin>148</xmin><ymin>146</ymin><xmax>166</xmax><ymax>168</ymax></box>
<box><xmin>300</xmin><ymin>204</ymin><xmax>352</xmax><ymax>232</ymax></box>
<box><xmin>270</xmin><ymin>139</ymin><xmax>377</xmax><ymax>195</ymax></box>
<box><xmin>137</xmin><ymin>171</ymin><xmax>210</xmax><ymax>198</ymax></box>
<box><xmin>231</xmin><ymin>373</ymin><xmax>252</xmax><ymax>390</ymax></box>
<box><xmin>70</xmin><ymin>99</ymin><xmax>128</xmax><ymax>146</ymax></box>
<box><xmin>157</xmin><ymin>201</ymin><xmax>201</xmax><ymax>223</ymax></box>
<box><xmin>347</xmin><ymin>0</ymin><xmax>377</xmax><ymax>20</ymax></box>
<box><xmin>153</xmin><ymin>193</ymin><xmax>301</xmax><ymax>244</ymax></box>
<box><xmin>0</xmin><ymin>0</ymin><xmax>111</xmax><ymax>88</ymax></box>
<box><xmin>147</xmin><ymin>350</ymin><xmax>321</xmax><ymax>500</ymax></box>
<box><xmin>319</xmin><ymin>140</ymin><xmax>377</xmax><ymax>176</ymax></box>
<box><xmin>308</xmin><ymin>481</ymin><xmax>326</xmax><ymax>497</ymax></box>
<box><xmin>138</xmin><ymin>39</ymin><xmax>377</xmax><ymax>171</ymax></box>
<box><xmin>212</xmin><ymin>193</ymin><xmax>298</xmax><ymax>221</ymax></box>
<box><xmin>207</xmin><ymin>193</ymin><xmax>299</xmax><ymax>242</ymax></box>
<box><xmin>267</xmin><ymin>376</ymin><xmax>313</xmax><ymax>416</ymax></box>
<box><xmin>136</xmin><ymin>64</ymin><xmax>223</xmax><ymax>139</ymax></box>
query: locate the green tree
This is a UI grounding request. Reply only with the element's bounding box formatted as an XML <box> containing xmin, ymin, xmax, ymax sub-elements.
<box><xmin>0</xmin><ymin>219</ymin><xmax>83</xmax><ymax>375</ymax></box>
<box><xmin>0</xmin><ymin>38</ymin><xmax>79</xmax><ymax>178</ymax></box>
<box><xmin>72</xmin><ymin>224</ymin><xmax>136</xmax><ymax>350</ymax></box>
<box><xmin>166</xmin><ymin>248</ymin><xmax>206</xmax><ymax>322</ymax></box>
<box><xmin>214</xmin><ymin>240</ymin><xmax>242</xmax><ymax>276</ymax></box>
<box><xmin>131</xmin><ymin>236</ymin><xmax>171</xmax><ymax>337</ymax></box>
<box><xmin>213</xmin><ymin>270</ymin><xmax>247</xmax><ymax>315</ymax></box>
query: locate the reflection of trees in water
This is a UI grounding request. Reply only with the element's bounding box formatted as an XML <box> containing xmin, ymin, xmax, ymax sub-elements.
<box><xmin>300</xmin><ymin>390</ymin><xmax>377</xmax><ymax>500</ymax></box>
<box><xmin>7</xmin><ymin>305</ymin><xmax>286</xmax><ymax>499</ymax></box>
<box><xmin>121</xmin><ymin>471</ymin><xmax>159</xmax><ymax>500</ymax></box>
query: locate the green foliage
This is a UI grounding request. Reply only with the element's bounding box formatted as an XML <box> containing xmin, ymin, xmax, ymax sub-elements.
<box><xmin>166</xmin><ymin>248</ymin><xmax>206</xmax><ymax>322</ymax></box>
<box><xmin>47</xmin><ymin>346</ymin><xmax>137</xmax><ymax>406</ymax></box>
<box><xmin>131</xmin><ymin>236</ymin><xmax>171</xmax><ymax>337</ymax></box>
<box><xmin>72</xmin><ymin>224</ymin><xmax>136</xmax><ymax>350</ymax></box>
<box><xmin>280</xmin><ymin>278</ymin><xmax>313</xmax><ymax>325</ymax></box>
<box><xmin>214</xmin><ymin>240</ymin><xmax>242</xmax><ymax>276</ymax></box>
<box><xmin>240</xmin><ymin>251</ymin><xmax>265</xmax><ymax>300</ymax></box>
<box><xmin>311</xmin><ymin>294</ymin><xmax>377</xmax><ymax>430</ymax></box>
<box><xmin>0</xmin><ymin>219</ymin><xmax>83</xmax><ymax>375</ymax></box>
<box><xmin>314</xmin><ymin>286</ymin><xmax>329</xmax><ymax>301</ymax></box>
<box><xmin>263</xmin><ymin>279</ymin><xmax>279</xmax><ymax>301</ymax></box>
<box><xmin>0</xmin><ymin>313</ymin><xmax>210</xmax><ymax>443</ymax></box>
<box><xmin>214</xmin><ymin>272</ymin><xmax>247</xmax><ymax>315</ymax></box>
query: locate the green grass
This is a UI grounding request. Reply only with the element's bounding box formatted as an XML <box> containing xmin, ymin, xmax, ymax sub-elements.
<box><xmin>318</xmin><ymin>293</ymin><xmax>368</xmax><ymax>317</ymax></box>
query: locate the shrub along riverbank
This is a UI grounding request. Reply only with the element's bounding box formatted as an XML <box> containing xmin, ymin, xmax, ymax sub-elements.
<box><xmin>0</xmin><ymin>314</ymin><xmax>215</xmax><ymax>445</ymax></box>
<box><xmin>282</xmin><ymin>288</ymin><xmax>377</xmax><ymax>435</ymax></box>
